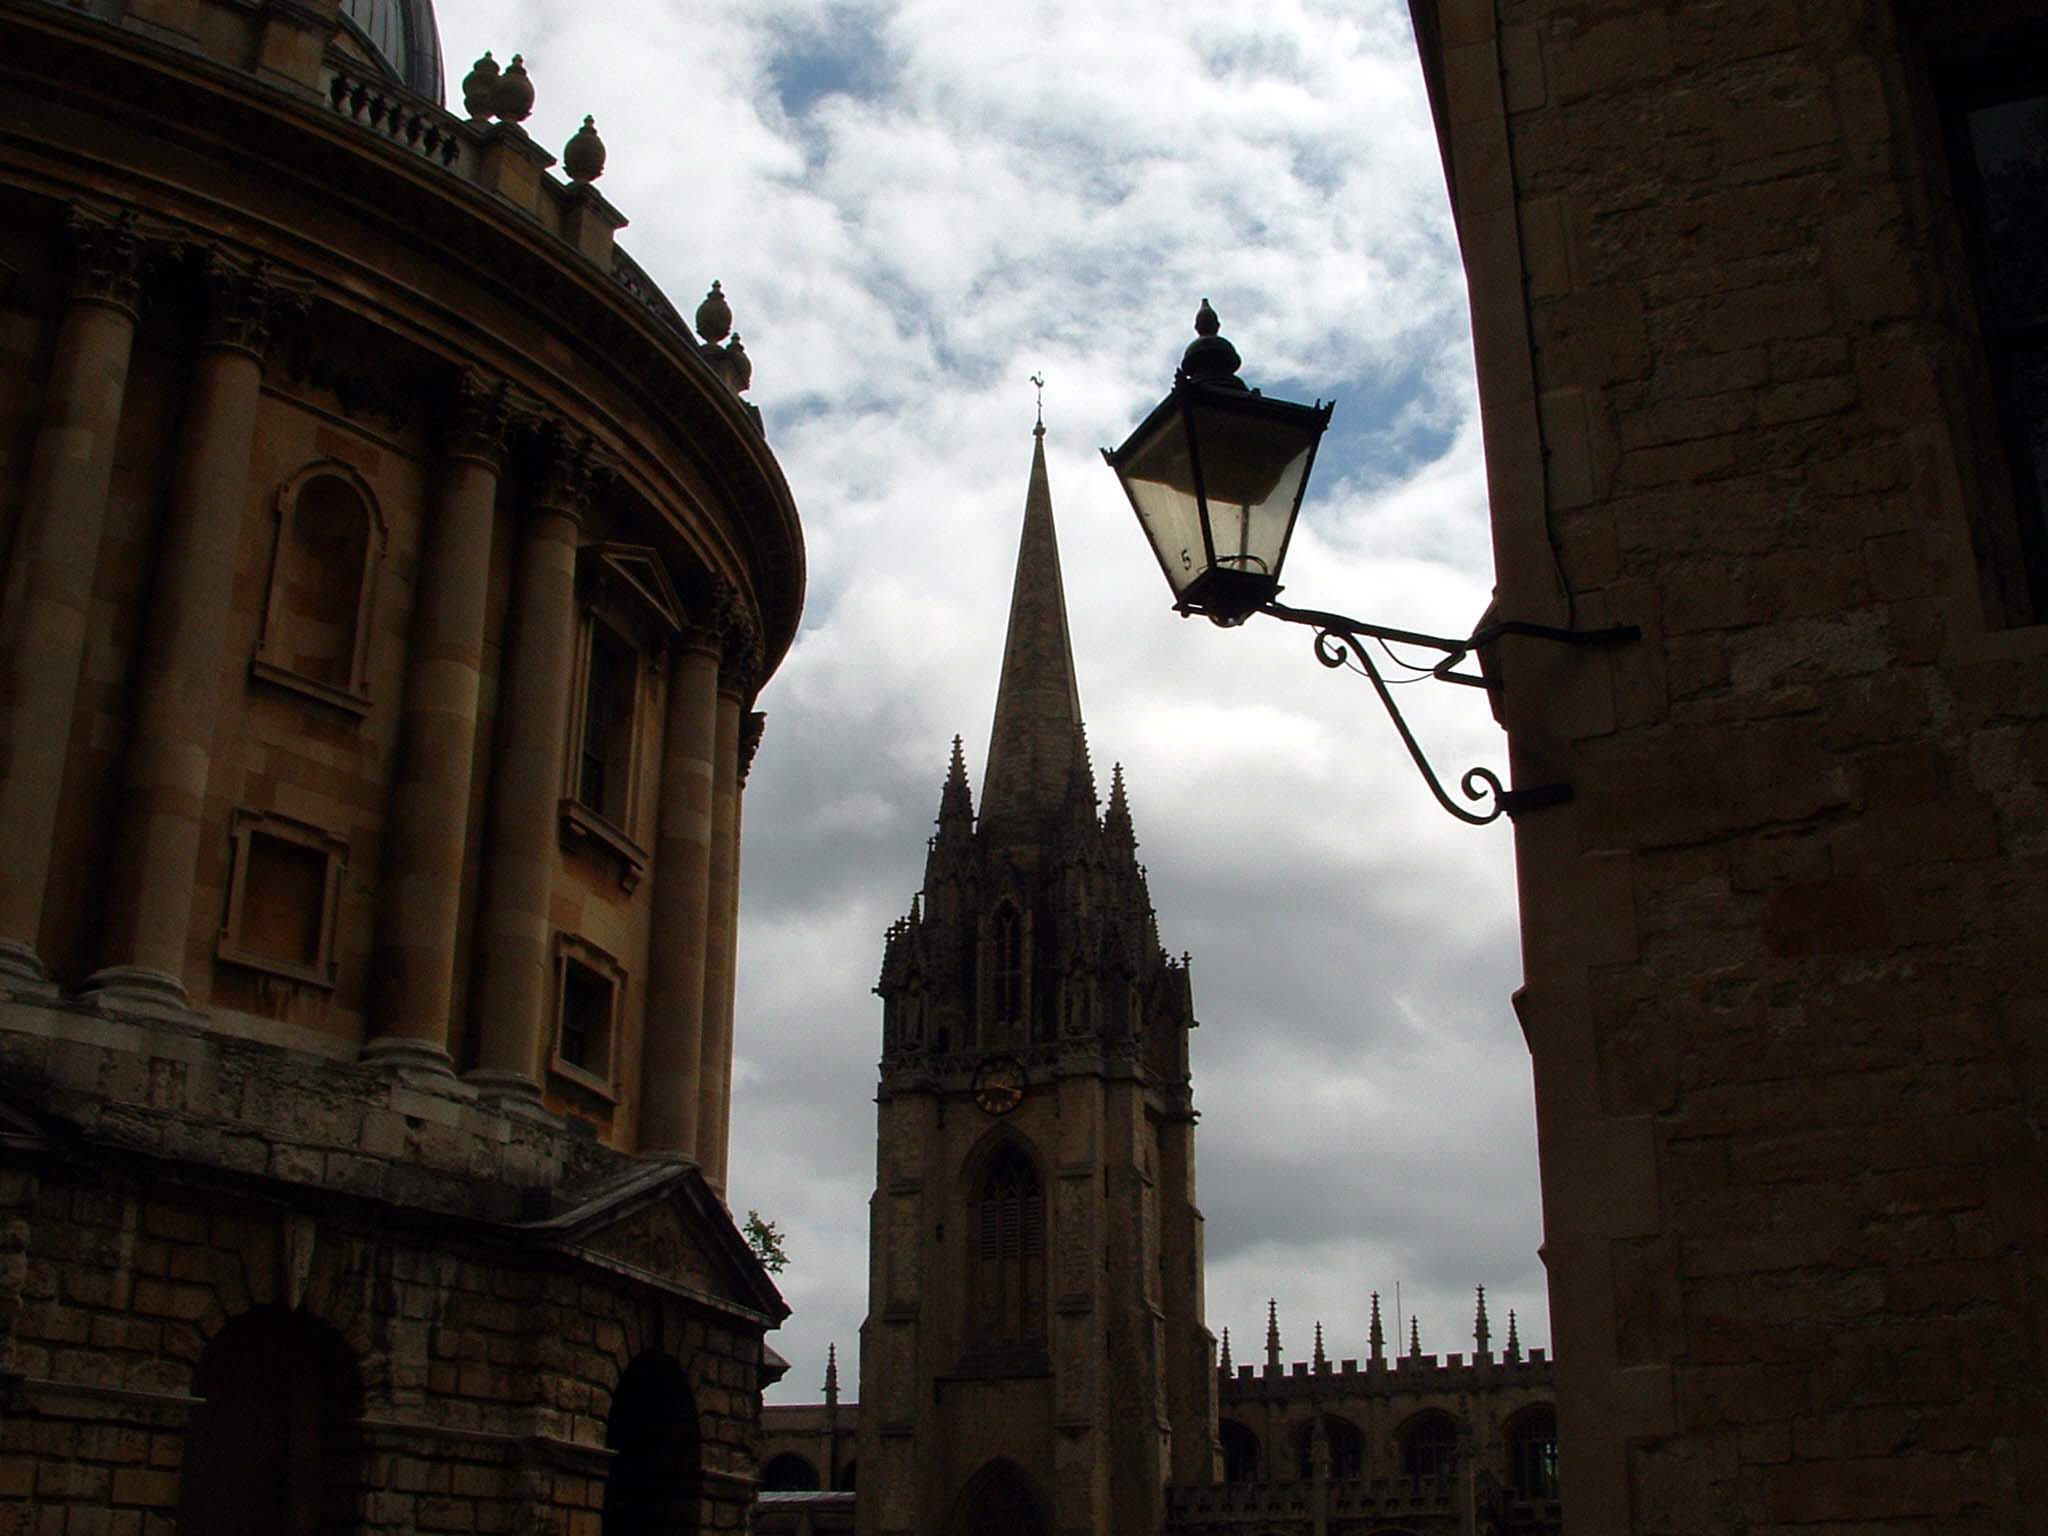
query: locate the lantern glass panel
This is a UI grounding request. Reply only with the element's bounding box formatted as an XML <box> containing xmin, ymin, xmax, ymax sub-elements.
<box><xmin>1114</xmin><ymin>407</ymin><xmax>1209</xmax><ymax>602</ymax></box>
<box><xmin>1184</xmin><ymin>395</ymin><xmax>1318</xmax><ymax>588</ymax></box>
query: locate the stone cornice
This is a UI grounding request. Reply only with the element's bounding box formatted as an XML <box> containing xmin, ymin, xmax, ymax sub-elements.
<box><xmin>0</xmin><ymin>0</ymin><xmax>804</xmax><ymax>676</ymax></box>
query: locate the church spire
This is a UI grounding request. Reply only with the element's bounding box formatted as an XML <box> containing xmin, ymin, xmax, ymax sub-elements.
<box><xmin>980</xmin><ymin>423</ymin><xmax>1093</xmax><ymax>850</ymax></box>
<box><xmin>1368</xmin><ymin>1290</ymin><xmax>1385</xmax><ymax>1365</ymax></box>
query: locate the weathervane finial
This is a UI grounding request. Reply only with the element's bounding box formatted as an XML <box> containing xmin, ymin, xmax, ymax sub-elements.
<box><xmin>1030</xmin><ymin>371</ymin><xmax>1045</xmax><ymax>434</ymax></box>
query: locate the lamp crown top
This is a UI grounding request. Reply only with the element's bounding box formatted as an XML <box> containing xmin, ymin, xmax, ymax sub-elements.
<box><xmin>1181</xmin><ymin>298</ymin><xmax>1244</xmax><ymax>385</ymax></box>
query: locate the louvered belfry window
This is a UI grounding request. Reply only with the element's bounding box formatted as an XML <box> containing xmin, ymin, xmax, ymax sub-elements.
<box><xmin>975</xmin><ymin>1144</ymin><xmax>1045</xmax><ymax>1342</ymax></box>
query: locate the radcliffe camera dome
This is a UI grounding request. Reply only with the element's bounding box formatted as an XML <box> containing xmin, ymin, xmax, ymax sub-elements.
<box><xmin>337</xmin><ymin>0</ymin><xmax>444</xmax><ymax>101</ymax></box>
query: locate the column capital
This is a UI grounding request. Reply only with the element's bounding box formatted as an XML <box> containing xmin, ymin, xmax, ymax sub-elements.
<box><xmin>527</xmin><ymin>421</ymin><xmax>609</xmax><ymax>521</ymax></box>
<box><xmin>61</xmin><ymin>204</ymin><xmax>148</xmax><ymax>318</ymax></box>
<box><xmin>739</xmin><ymin>710</ymin><xmax>766</xmax><ymax>785</ymax></box>
<box><xmin>443</xmin><ymin>369</ymin><xmax>513</xmax><ymax>469</ymax></box>
<box><xmin>708</xmin><ymin>576</ymin><xmax>763</xmax><ymax>695</ymax></box>
<box><xmin>195</xmin><ymin>249</ymin><xmax>312</xmax><ymax>360</ymax></box>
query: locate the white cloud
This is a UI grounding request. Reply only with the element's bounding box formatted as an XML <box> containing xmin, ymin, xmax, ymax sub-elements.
<box><xmin>433</xmin><ymin>0</ymin><xmax>1550</xmax><ymax>1400</ymax></box>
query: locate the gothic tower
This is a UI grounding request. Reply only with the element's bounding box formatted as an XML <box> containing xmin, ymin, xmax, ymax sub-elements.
<box><xmin>856</xmin><ymin>425</ymin><xmax>1216</xmax><ymax>1536</ymax></box>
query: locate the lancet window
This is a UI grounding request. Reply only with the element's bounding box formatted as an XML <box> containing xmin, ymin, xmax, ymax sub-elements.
<box><xmin>991</xmin><ymin>903</ymin><xmax>1024</xmax><ymax>1033</ymax></box>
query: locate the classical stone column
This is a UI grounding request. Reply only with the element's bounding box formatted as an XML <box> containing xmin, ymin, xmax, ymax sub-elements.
<box><xmin>467</xmin><ymin>430</ymin><xmax>591</xmax><ymax>1103</ymax></box>
<box><xmin>87</xmin><ymin>251</ymin><xmax>303</xmax><ymax>1014</ymax></box>
<box><xmin>0</xmin><ymin>207</ymin><xmax>145</xmax><ymax>989</ymax></box>
<box><xmin>710</xmin><ymin>708</ymin><xmax>764</xmax><ymax>1187</ymax></box>
<box><xmin>636</xmin><ymin>627</ymin><xmax>721</xmax><ymax>1155</ymax></box>
<box><xmin>363</xmin><ymin>374</ymin><xmax>509</xmax><ymax>1073</ymax></box>
<box><xmin>694</xmin><ymin>596</ymin><xmax>760</xmax><ymax>1191</ymax></box>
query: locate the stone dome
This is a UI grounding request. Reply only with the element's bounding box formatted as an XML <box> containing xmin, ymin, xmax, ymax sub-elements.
<box><xmin>337</xmin><ymin>0</ymin><xmax>445</xmax><ymax>102</ymax></box>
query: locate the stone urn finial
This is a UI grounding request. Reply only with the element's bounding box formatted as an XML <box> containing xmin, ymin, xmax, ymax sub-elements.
<box><xmin>563</xmin><ymin>116</ymin><xmax>606</xmax><ymax>182</ymax></box>
<box><xmin>695</xmin><ymin>281</ymin><xmax>732</xmax><ymax>344</ymax></box>
<box><xmin>724</xmin><ymin>334</ymin><xmax>752</xmax><ymax>394</ymax></box>
<box><xmin>492</xmin><ymin>53</ymin><xmax>535</xmax><ymax>124</ymax></box>
<box><xmin>460</xmin><ymin>51</ymin><xmax>499</xmax><ymax>120</ymax></box>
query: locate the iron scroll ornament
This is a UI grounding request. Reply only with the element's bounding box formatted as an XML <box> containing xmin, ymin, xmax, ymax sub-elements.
<box><xmin>1258</xmin><ymin>601</ymin><xmax>1642</xmax><ymax>825</ymax></box>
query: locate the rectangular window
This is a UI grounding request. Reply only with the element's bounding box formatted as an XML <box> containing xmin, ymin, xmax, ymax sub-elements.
<box><xmin>560</xmin><ymin>605</ymin><xmax>651</xmax><ymax>889</ymax></box>
<box><xmin>551</xmin><ymin>934</ymin><xmax>624</xmax><ymax>1099</ymax></box>
<box><xmin>216</xmin><ymin>809</ymin><xmax>347</xmax><ymax>987</ymax></box>
<box><xmin>578</xmin><ymin>624</ymin><xmax>635</xmax><ymax>818</ymax></box>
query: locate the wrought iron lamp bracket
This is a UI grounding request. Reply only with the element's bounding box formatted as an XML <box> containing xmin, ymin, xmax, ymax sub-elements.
<box><xmin>1242</xmin><ymin>600</ymin><xmax>1641</xmax><ymax>826</ymax></box>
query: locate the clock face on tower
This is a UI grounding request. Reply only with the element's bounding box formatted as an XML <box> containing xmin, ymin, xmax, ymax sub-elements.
<box><xmin>972</xmin><ymin>1056</ymin><xmax>1026</xmax><ymax>1115</ymax></box>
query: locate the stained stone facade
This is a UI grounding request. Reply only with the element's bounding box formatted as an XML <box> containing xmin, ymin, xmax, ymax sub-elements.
<box><xmin>0</xmin><ymin>0</ymin><xmax>803</xmax><ymax>1529</ymax></box>
<box><xmin>1407</xmin><ymin>1</ymin><xmax>2048</xmax><ymax>1532</ymax></box>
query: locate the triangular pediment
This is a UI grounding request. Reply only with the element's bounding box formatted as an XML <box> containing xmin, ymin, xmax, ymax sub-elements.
<box><xmin>537</xmin><ymin>1160</ymin><xmax>787</xmax><ymax>1321</ymax></box>
<box><xmin>582</xmin><ymin>541</ymin><xmax>685</xmax><ymax>636</ymax></box>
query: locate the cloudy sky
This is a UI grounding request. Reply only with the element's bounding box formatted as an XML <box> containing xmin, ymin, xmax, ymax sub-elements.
<box><xmin>433</xmin><ymin>0</ymin><xmax>1549</xmax><ymax>1398</ymax></box>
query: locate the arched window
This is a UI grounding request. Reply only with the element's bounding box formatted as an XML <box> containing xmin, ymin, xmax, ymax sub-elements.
<box><xmin>1293</xmin><ymin>1415</ymin><xmax>1365</xmax><ymax>1480</ymax></box>
<box><xmin>973</xmin><ymin>1141</ymin><xmax>1045</xmax><ymax>1346</ymax></box>
<box><xmin>254</xmin><ymin>464</ymin><xmax>382</xmax><ymax>712</ymax></box>
<box><xmin>991</xmin><ymin>904</ymin><xmax>1023</xmax><ymax>1033</ymax></box>
<box><xmin>952</xmin><ymin>1460</ymin><xmax>1046</xmax><ymax>1536</ymax></box>
<box><xmin>1219</xmin><ymin>1419</ymin><xmax>1262</xmax><ymax>1484</ymax></box>
<box><xmin>603</xmin><ymin>1353</ymin><xmax>701</xmax><ymax>1535</ymax></box>
<box><xmin>177</xmin><ymin>1306</ymin><xmax>364</xmax><ymax>1535</ymax></box>
<box><xmin>1508</xmin><ymin>1407</ymin><xmax>1559</xmax><ymax>1500</ymax></box>
<box><xmin>1399</xmin><ymin>1411</ymin><xmax>1459</xmax><ymax>1481</ymax></box>
<box><xmin>759</xmin><ymin>1453</ymin><xmax>820</xmax><ymax>1492</ymax></box>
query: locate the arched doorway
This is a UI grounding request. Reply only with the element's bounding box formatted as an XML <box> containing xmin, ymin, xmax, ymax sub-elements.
<box><xmin>760</xmin><ymin>1452</ymin><xmax>820</xmax><ymax>1492</ymax></box>
<box><xmin>952</xmin><ymin>1459</ymin><xmax>1047</xmax><ymax>1536</ymax></box>
<box><xmin>176</xmin><ymin>1306</ymin><xmax>364</xmax><ymax>1535</ymax></box>
<box><xmin>603</xmin><ymin>1352</ymin><xmax>702</xmax><ymax>1535</ymax></box>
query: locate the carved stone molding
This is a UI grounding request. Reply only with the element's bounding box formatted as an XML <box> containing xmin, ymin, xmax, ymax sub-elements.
<box><xmin>738</xmin><ymin>710</ymin><xmax>766</xmax><ymax>784</ymax></box>
<box><xmin>61</xmin><ymin>203</ymin><xmax>147</xmax><ymax>316</ymax></box>
<box><xmin>196</xmin><ymin>250</ymin><xmax>313</xmax><ymax>359</ymax></box>
<box><xmin>708</xmin><ymin>576</ymin><xmax>763</xmax><ymax>695</ymax></box>
<box><xmin>444</xmin><ymin>369</ymin><xmax>513</xmax><ymax>468</ymax></box>
<box><xmin>529</xmin><ymin>422</ymin><xmax>599</xmax><ymax>518</ymax></box>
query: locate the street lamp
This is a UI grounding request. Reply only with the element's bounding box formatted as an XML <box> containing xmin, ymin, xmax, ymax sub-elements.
<box><xmin>1100</xmin><ymin>299</ymin><xmax>1333</xmax><ymax>626</ymax></box>
<box><xmin>1104</xmin><ymin>302</ymin><xmax>1638</xmax><ymax>825</ymax></box>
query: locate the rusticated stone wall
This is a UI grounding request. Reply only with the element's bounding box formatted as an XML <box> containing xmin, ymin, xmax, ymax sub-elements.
<box><xmin>1411</xmin><ymin>1</ymin><xmax>2048</xmax><ymax>1531</ymax></box>
<box><xmin>0</xmin><ymin>1005</ymin><xmax>780</xmax><ymax>1536</ymax></box>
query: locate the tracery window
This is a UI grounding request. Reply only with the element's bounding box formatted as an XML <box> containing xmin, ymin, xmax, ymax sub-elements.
<box><xmin>1508</xmin><ymin>1408</ymin><xmax>1559</xmax><ymax>1500</ymax></box>
<box><xmin>1399</xmin><ymin>1411</ymin><xmax>1458</xmax><ymax>1481</ymax></box>
<box><xmin>973</xmin><ymin>1141</ymin><xmax>1045</xmax><ymax>1344</ymax></box>
<box><xmin>1219</xmin><ymin>1419</ymin><xmax>1261</xmax><ymax>1484</ymax></box>
<box><xmin>1293</xmin><ymin>1415</ymin><xmax>1365</xmax><ymax>1480</ymax></box>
